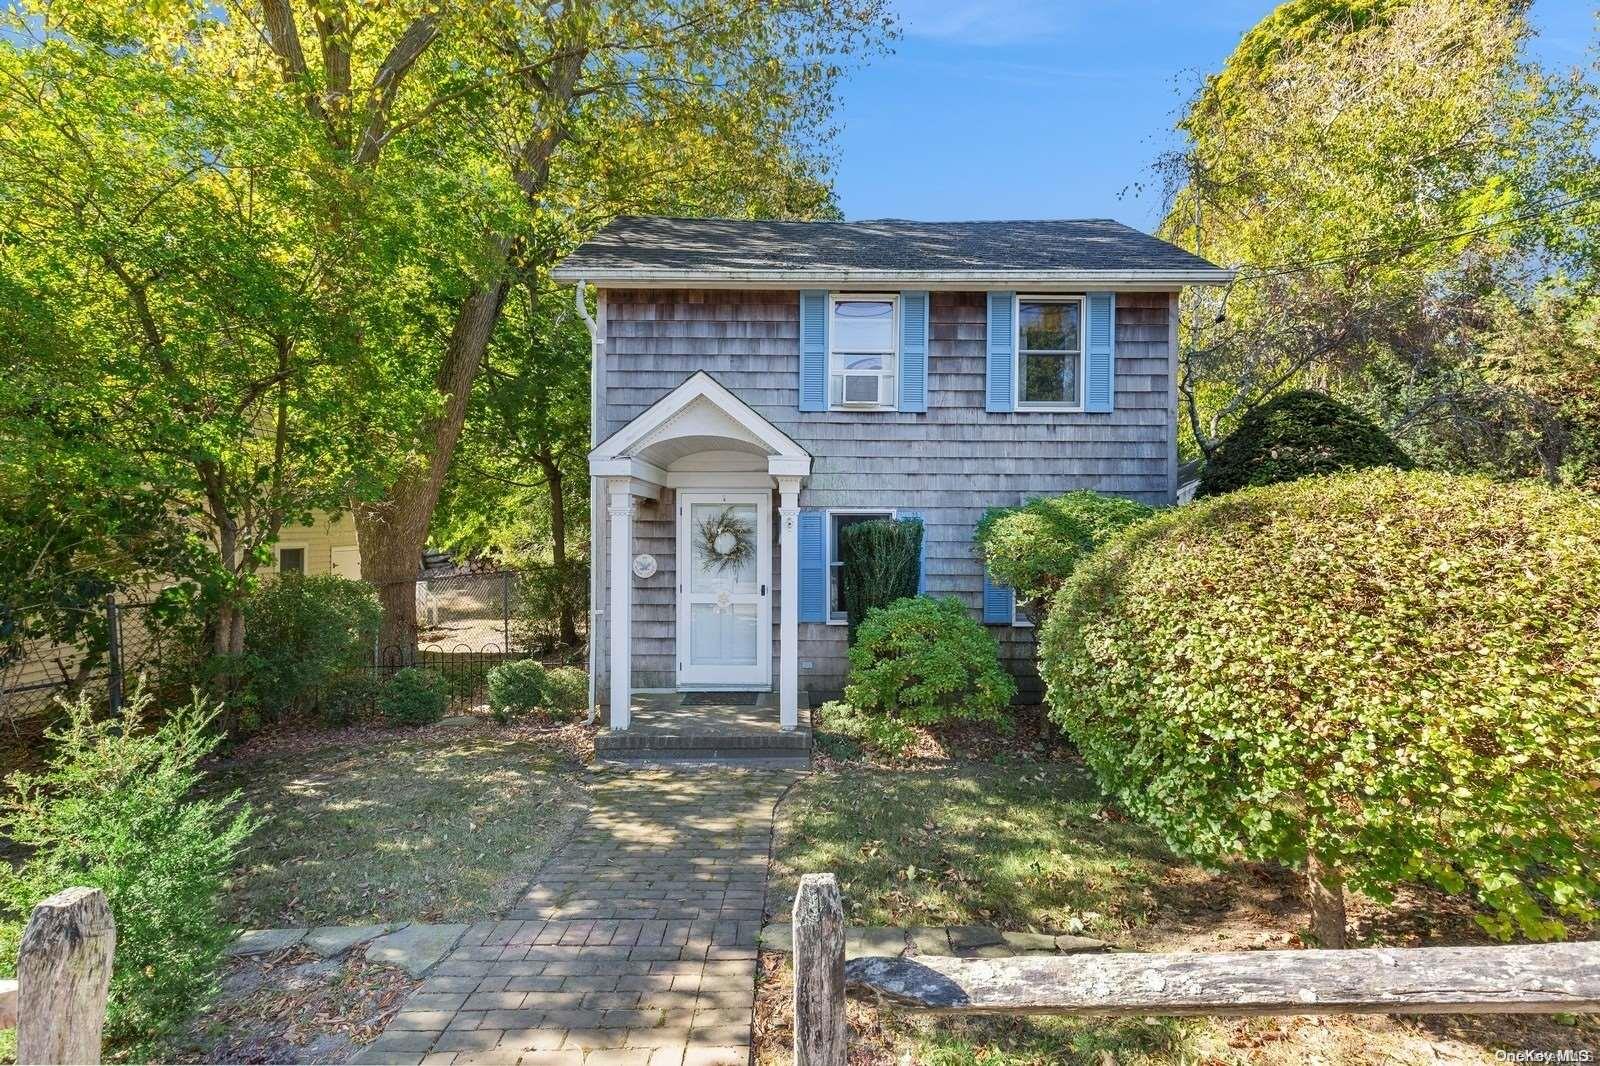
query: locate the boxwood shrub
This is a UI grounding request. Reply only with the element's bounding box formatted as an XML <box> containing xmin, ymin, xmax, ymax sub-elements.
<box><xmin>844</xmin><ymin>596</ymin><xmax>1016</xmax><ymax>754</ymax></box>
<box><xmin>1041</xmin><ymin>468</ymin><xmax>1600</xmax><ymax>943</ymax></box>
<box><xmin>379</xmin><ymin>666</ymin><xmax>448</xmax><ymax>726</ymax></box>
<box><xmin>974</xmin><ymin>491</ymin><xmax>1154</xmax><ymax>616</ymax></box>
<box><xmin>1198</xmin><ymin>389</ymin><xmax>1413</xmax><ymax>497</ymax></box>
<box><xmin>487</xmin><ymin>659</ymin><xmax>549</xmax><ymax>723</ymax></box>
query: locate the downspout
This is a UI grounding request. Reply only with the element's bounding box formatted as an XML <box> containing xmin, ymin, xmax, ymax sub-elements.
<box><xmin>577</xmin><ymin>279</ymin><xmax>603</xmax><ymax>725</ymax></box>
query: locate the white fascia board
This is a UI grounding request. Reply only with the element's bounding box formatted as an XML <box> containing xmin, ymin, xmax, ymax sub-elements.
<box><xmin>552</xmin><ymin>267</ymin><xmax>1235</xmax><ymax>289</ymax></box>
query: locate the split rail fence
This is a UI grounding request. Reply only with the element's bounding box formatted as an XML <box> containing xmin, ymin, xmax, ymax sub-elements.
<box><xmin>790</xmin><ymin>872</ymin><xmax>1600</xmax><ymax>1066</ymax></box>
<box><xmin>0</xmin><ymin>886</ymin><xmax>116</xmax><ymax>1065</ymax></box>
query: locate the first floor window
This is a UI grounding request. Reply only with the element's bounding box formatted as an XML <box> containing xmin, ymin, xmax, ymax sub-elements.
<box><xmin>1017</xmin><ymin>297</ymin><xmax>1083</xmax><ymax>409</ymax></box>
<box><xmin>828</xmin><ymin>510</ymin><xmax>893</xmax><ymax>621</ymax></box>
<box><xmin>276</xmin><ymin>546</ymin><xmax>306</xmax><ymax>575</ymax></box>
<box><xmin>829</xmin><ymin>295</ymin><xmax>897</xmax><ymax>409</ymax></box>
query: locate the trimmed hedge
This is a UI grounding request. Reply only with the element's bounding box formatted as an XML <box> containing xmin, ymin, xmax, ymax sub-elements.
<box><xmin>839</xmin><ymin>518</ymin><xmax>922</xmax><ymax>643</ymax></box>
<box><xmin>379</xmin><ymin>666</ymin><xmax>448</xmax><ymax>726</ymax></box>
<box><xmin>1198</xmin><ymin>389</ymin><xmax>1413</xmax><ymax>497</ymax></box>
<box><xmin>844</xmin><ymin>596</ymin><xmax>1015</xmax><ymax>752</ymax></box>
<box><xmin>974</xmin><ymin>491</ymin><xmax>1154</xmax><ymax>613</ymax></box>
<box><xmin>1040</xmin><ymin>468</ymin><xmax>1600</xmax><ymax>940</ymax></box>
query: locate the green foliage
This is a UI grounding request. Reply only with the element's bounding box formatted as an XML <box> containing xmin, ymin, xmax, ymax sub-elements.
<box><xmin>379</xmin><ymin>667</ymin><xmax>448</xmax><ymax>727</ymax></box>
<box><xmin>839</xmin><ymin>518</ymin><xmax>922</xmax><ymax>642</ymax></box>
<box><xmin>318</xmin><ymin>672</ymin><xmax>378</xmax><ymax>727</ymax></box>
<box><xmin>541</xmin><ymin>666</ymin><xmax>588</xmax><ymax>716</ymax></box>
<box><xmin>0</xmin><ymin>689</ymin><xmax>255</xmax><ymax>1053</ymax></box>
<box><xmin>816</xmin><ymin>699</ymin><xmax>918</xmax><ymax>759</ymax></box>
<box><xmin>1040</xmin><ymin>468</ymin><xmax>1600</xmax><ymax>940</ymax></box>
<box><xmin>974</xmin><ymin>492</ymin><xmax>1155</xmax><ymax>614</ymax></box>
<box><xmin>239</xmin><ymin>575</ymin><xmax>381</xmax><ymax>720</ymax></box>
<box><xmin>1198</xmin><ymin>390</ymin><xmax>1414</xmax><ymax>496</ymax></box>
<box><xmin>844</xmin><ymin>597</ymin><xmax>1016</xmax><ymax>752</ymax></box>
<box><xmin>510</xmin><ymin>561</ymin><xmax>590</xmax><ymax>653</ymax></box>
<box><xmin>487</xmin><ymin>659</ymin><xmax>549</xmax><ymax>723</ymax></box>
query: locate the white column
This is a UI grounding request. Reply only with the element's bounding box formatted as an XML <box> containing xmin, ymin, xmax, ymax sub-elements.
<box><xmin>607</xmin><ymin>481</ymin><xmax>634</xmax><ymax>730</ymax></box>
<box><xmin>778</xmin><ymin>477</ymin><xmax>801</xmax><ymax>731</ymax></box>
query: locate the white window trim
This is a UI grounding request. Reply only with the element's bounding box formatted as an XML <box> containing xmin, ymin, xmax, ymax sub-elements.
<box><xmin>1014</xmin><ymin>293</ymin><xmax>1086</xmax><ymax>412</ymax></box>
<box><xmin>828</xmin><ymin>292</ymin><xmax>899</xmax><ymax>412</ymax></box>
<box><xmin>273</xmin><ymin>542</ymin><xmax>310</xmax><ymax>575</ymax></box>
<box><xmin>824</xmin><ymin>507</ymin><xmax>898</xmax><ymax>625</ymax></box>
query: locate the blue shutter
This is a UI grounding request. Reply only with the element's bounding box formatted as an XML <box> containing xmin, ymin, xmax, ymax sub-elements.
<box><xmin>1084</xmin><ymin>291</ymin><xmax>1116</xmax><ymax>413</ymax></box>
<box><xmin>898</xmin><ymin>291</ymin><xmax>928</xmax><ymax>412</ymax></box>
<box><xmin>899</xmin><ymin>510</ymin><xmax>927</xmax><ymax>593</ymax></box>
<box><xmin>799</xmin><ymin>291</ymin><xmax>828</xmax><ymax>412</ymax></box>
<box><xmin>797</xmin><ymin>510</ymin><xmax>827</xmax><ymax>622</ymax></box>
<box><xmin>982</xmin><ymin>569</ymin><xmax>1015</xmax><ymax>625</ymax></box>
<box><xmin>985</xmin><ymin>292</ymin><xmax>1015</xmax><ymax>412</ymax></box>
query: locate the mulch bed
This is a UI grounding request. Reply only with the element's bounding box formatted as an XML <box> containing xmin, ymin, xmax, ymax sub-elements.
<box><xmin>812</xmin><ymin>702</ymin><xmax>1077</xmax><ymax>771</ymax></box>
<box><xmin>212</xmin><ymin>710</ymin><xmax>597</xmax><ymax>768</ymax></box>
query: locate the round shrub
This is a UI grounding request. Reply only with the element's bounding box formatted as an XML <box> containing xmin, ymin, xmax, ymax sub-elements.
<box><xmin>318</xmin><ymin>672</ymin><xmax>378</xmax><ymax>726</ymax></box>
<box><xmin>844</xmin><ymin>596</ymin><xmax>1016</xmax><ymax>746</ymax></box>
<box><xmin>1198</xmin><ymin>389</ymin><xmax>1413</xmax><ymax>497</ymax></box>
<box><xmin>1041</xmin><ymin>468</ymin><xmax>1600</xmax><ymax>943</ymax></box>
<box><xmin>975</xmin><ymin>491</ymin><xmax>1155</xmax><ymax>614</ymax></box>
<box><xmin>487</xmin><ymin>658</ymin><xmax>549</xmax><ymax>722</ymax></box>
<box><xmin>379</xmin><ymin>666</ymin><xmax>448</xmax><ymax>726</ymax></box>
<box><xmin>541</xmin><ymin>666</ymin><xmax>588</xmax><ymax>717</ymax></box>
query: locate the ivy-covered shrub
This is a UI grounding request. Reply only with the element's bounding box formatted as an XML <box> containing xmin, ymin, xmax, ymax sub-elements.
<box><xmin>974</xmin><ymin>491</ymin><xmax>1155</xmax><ymax>615</ymax></box>
<box><xmin>542</xmin><ymin>666</ymin><xmax>588</xmax><ymax>717</ymax></box>
<box><xmin>1041</xmin><ymin>468</ymin><xmax>1600</xmax><ymax>944</ymax></box>
<box><xmin>844</xmin><ymin>597</ymin><xmax>1016</xmax><ymax>752</ymax></box>
<box><xmin>487</xmin><ymin>659</ymin><xmax>549</xmax><ymax>723</ymax></box>
<box><xmin>0</xmin><ymin>689</ymin><xmax>255</xmax><ymax>1054</ymax></box>
<box><xmin>1198</xmin><ymin>389</ymin><xmax>1414</xmax><ymax>497</ymax></box>
<box><xmin>379</xmin><ymin>666</ymin><xmax>448</xmax><ymax>726</ymax></box>
<box><xmin>839</xmin><ymin>518</ymin><xmax>922</xmax><ymax>642</ymax></box>
<box><xmin>240</xmin><ymin>575</ymin><xmax>381</xmax><ymax>720</ymax></box>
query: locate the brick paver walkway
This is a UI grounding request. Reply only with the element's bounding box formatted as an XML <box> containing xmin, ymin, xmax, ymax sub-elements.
<box><xmin>355</xmin><ymin>768</ymin><xmax>797</xmax><ymax>1066</ymax></box>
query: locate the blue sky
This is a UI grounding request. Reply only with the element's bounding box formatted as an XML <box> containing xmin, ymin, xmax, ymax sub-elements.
<box><xmin>831</xmin><ymin>0</ymin><xmax>1597</xmax><ymax>229</ymax></box>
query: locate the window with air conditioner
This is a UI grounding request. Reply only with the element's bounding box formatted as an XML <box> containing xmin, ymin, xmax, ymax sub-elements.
<box><xmin>829</xmin><ymin>295</ymin><xmax>897</xmax><ymax>410</ymax></box>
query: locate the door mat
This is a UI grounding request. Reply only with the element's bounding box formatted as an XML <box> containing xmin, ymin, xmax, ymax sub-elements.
<box><xmin>680</xmin><ymin>691</ymin><xmax>763</xmax><ymax>707</ymax></box>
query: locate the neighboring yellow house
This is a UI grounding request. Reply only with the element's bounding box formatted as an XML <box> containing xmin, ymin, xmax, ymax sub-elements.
<box><xmin>271</xmin><ymin>512</ymin><xmax>363</xmax><ymax>579</ymax></box>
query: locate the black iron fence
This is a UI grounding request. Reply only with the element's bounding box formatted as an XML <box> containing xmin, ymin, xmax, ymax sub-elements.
<box><xmin>2</xmin><ymin>567</ymin><xmax>587</xmax><ymax>729</ymax></box>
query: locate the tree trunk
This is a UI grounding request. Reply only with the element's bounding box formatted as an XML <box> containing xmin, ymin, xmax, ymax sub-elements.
<box><xmin>356</xmin><ymin>277</ymin><xmax>510</xmax><ymax>652</ymax></box>
<box><xmin>536</xmin><ymin>450</ymin><xmax>577</xmax><ymax>648</ymax></box>
<box><xmin>1306</xmin><ymin>855</ymin><xmax>1348</xmax><ymax>949</ymax></box>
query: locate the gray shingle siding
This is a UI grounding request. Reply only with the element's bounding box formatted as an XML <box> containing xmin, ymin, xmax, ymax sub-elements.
<box><xmin>597</xmin><ymin>288</ymin><xmax>1176</xmax><ymax>702</ymax></box>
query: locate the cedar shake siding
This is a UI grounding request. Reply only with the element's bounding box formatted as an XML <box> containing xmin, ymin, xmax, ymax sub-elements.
<box><xmin>596</xmin><ymin>288</ymin><xmax>1177</xmax><ymax>701</ymax></box>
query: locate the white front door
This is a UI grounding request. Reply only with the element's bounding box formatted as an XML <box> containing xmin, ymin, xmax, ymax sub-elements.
<box><xmin>677</xmin><ymin>491</ymin><xmax>771</xmax><ymax>689</ymax></box>
<box><xmin>331</xmin><ymin>546</ymin><xmax>362</xmax><ymax>580</ymax></box>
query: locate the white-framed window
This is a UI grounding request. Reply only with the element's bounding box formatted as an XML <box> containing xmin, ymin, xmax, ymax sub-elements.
<box><xmin>829</xmin><ymin>294</ymin><xmax>897</xmax><ymax>410</ymax></box>
<box><xmin>826</xmin><ymin>509</ymin><xmax>896</xmax><ymax>623</ymax></box>
<box><xmin>274</xmin><ymin>543</ymin><xmax>308</xmax><ymax>575</ymax></box>
<box><xmin>1016</xmin><ymin>295</ymin><xmax>1084</xmax><ymax>410</ymax></box>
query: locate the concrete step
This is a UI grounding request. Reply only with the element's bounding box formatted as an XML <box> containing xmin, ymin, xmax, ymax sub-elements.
<box><xmin>594</xmin><ymin>729</ymin><xmax>811</xmax><ymax>753</ymax></box>
<box><xmin>597</xmin><ymin>752</ymin><xmax>811</xmax><ymax>770</ymax></box>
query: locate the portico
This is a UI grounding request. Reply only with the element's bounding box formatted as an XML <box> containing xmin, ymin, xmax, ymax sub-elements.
<box><xmin>589</xmin><ymin>372</ymin><xmax>811</xmax><ymax>732</ymax></box>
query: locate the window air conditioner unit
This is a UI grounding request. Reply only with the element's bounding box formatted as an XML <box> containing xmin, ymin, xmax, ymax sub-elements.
<box><xmin>841</xmin><ymin>373</ymin><xmax>882</xmax><ymax>406</ymax></box>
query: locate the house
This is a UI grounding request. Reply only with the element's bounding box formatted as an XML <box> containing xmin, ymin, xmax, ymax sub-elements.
<box><xmin>552</xmin><ymin>216</ymin><xmax>1233</xmax><ymax>732</ymax></box>
<box><xmin>269</xmin><ymin>512</ymin><xmax>364</xmax><ymax>579</ymax></box>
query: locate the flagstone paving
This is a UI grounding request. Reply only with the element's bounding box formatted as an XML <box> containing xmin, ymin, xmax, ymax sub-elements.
<box><xmin>353</xmin><ymin>767</ymin><xmax>799</xmax><ymax>1066</ymax></box>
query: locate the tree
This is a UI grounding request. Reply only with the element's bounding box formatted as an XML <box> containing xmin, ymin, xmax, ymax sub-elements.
<box><xmin>1158</xmin><ymin>0</ymin><xmax>1600</xmax><ymax>464</ymax></box>
<box><xmin>433</xmin><ymin>277</ymin><xmax>592</xmax><ymax>647</ymax></box>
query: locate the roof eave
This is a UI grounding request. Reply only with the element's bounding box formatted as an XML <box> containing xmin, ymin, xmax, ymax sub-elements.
<box><xmin>549</xmin><ymin>266</ymin><xmax>1236</xmax><ymax>289</ymax></box>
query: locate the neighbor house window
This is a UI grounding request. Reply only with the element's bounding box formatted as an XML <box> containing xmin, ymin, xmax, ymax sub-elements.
<box><xmin>1016</xmin><ymin>296</ymin><xmax>1083</xmax><ymax>409</ymax></box>
<box><xmin>275</xmin><ymin>545</ymin><xmax>307</xmax><ymax>575</ymax></box>
<box><xmin>828</xmin><ymin>510</ymin><xmax>894</xmax><ymax>622</ymax></box>
<box><xmin>829</xmin><ymin>295</ymin><xmax>897</xmax><ymax>410</ymax></box>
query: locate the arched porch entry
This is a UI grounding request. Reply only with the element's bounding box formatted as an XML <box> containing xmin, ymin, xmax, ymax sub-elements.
<box><xmin>588</xmin><ymin>372</ymin><xmax>811</xmax><ymax>731</ymax></box>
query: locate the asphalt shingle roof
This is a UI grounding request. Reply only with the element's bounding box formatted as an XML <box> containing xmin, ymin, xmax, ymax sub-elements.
<box><xmin>552</xmin><ymin>215</ymin><xmax>1226</xmax><ymax>281</ymax></box>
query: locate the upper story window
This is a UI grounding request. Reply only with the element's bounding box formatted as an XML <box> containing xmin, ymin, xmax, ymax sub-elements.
<box><xmin>829</xmin><ymin>295</ymin><xmax>897</xmax><ymax>410</ymax></box>
<box><xmin>1017</xmin><ymin>296</ymin><xmax>1083</xmax><ymax>410</ymax></box>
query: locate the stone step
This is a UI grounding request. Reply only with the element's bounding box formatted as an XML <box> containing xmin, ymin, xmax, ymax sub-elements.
<box><xmin>595</xmin><ymin>729</ymin><xmax>811</xmax><ymax>753</ymax></box>
<box><xmin>598</xmin><ymin>751</ymin><xmax>810</xmax><ymax>770</ymax></box>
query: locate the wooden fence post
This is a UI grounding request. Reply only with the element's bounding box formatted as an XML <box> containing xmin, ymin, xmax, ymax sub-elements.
<box><xmin>17</xmin><ymin>886</ymin><xmax>116</xmax><ymax>1065</ymax></box>
<box><xmin>793</xmin><ymin>872</ymin><xmax>847</xmax><ymax>1066</ymax></box>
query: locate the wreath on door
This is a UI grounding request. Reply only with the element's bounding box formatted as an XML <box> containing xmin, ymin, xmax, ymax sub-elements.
<box><xmin>695</xmin><ymin>506</ymin><xmax>755</xmax><ymax>573</ymax></box>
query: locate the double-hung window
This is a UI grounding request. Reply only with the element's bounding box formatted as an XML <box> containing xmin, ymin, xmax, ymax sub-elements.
<box><xmin>827</xmin><ymin>510</ymin><xmax>894</xmax><ymax>622</ymax></box>
<box><xmin>829</xmin><ymin>294</ymin><xmax>897</xmax><ymax>410</ymax></box>
<box><xmin>274</xmin><ymin>544</ymin><xmax>307</xmax><ymax>575</ymax></box>
<box><xmin>1016</xmin><ymin>296</ymin><xmax>1083</xmax><ymax>410</ymax></box>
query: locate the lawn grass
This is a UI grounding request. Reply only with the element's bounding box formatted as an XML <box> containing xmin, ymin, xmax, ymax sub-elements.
<box><xmin>760</xmin><ymin>762</ymin><xmax>1600</xmax><ymax>1066</ymax></box>
<box><xmin>208</xmin><ymin>725</ymin><xmax>588</xmax><ymax>928</ymax></box>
